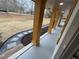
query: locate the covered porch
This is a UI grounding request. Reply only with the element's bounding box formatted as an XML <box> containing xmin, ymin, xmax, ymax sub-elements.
<box><xmin>8</xmin><ymin>0</ymin><xmax>78</xmax><ymax>59</ymax></box>
<box><xmin>8</xmin><ymin>26</ymin><xmax>62</xmax><ymax>59</ymax></box>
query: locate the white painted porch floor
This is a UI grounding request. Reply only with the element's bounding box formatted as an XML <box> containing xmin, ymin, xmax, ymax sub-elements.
<box><xmin>8</xmin><ymin>27</ymin><xmax>62</xmax><ymax>59</ymax></box>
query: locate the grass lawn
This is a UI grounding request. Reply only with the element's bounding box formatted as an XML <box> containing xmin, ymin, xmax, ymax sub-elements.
<box><xmin>0</xmin><ymin>13</ymin><xmax>50</xmax><ymax>42</ymax></box>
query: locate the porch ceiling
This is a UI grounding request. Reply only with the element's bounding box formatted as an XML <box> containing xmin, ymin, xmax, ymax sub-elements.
<box><xmin>46</xmin><ymin>0</ymin><xmax>72</xmax><ymax>12</ymax></box>
<box><xmin>32</xmin><ymin>0</ymin><xmax>72</xmax><ymax>12</ymax></box>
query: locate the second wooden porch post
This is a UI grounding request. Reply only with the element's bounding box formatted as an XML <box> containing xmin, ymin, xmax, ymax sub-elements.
<box><xmin>47</xmin><ymin>8</ymin><xmax>56</xmax><ymax>34</ymax></box>
<box><xmin>32</xmin><ymin>0</ymin><xmax>47</xmax><ymax>46</ymax></box>
<box><xmin>48</xmin><ymin>5</ymin><xmax>60</xmax><ymax>34</ymax></box>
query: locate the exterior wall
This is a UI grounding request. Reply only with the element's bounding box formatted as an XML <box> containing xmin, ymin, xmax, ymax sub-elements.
<box><xmin>52</xmin><ymin>0</ymin><xmax>79</xmax><ymax>59</ymax></box>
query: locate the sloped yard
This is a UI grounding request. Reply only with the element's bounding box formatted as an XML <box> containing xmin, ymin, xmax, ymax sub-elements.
<box><xmin>0</xmin><ymin>13</ymin><xmax>50</xmax><ymax>42</ymax></box>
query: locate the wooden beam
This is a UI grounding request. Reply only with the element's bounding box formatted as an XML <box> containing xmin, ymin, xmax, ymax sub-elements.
<box><xmin>57</xmin><ymin>0</ymin><xmax>78</xmax><ymax>44</ymax></box>
<box><xmin>48</xmin><ymin>5</ymin><xmax>61</xmax><ymax>34</ymax></box>
<box><xmin>32</xmin><ymin>0</ymin><xmax>47</xmax><ymax>46</ymax></box>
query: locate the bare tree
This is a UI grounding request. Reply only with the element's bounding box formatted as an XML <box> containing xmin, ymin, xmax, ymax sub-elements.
<box><xmin>0</xmin><ymin>0</ymin><xmax>34</xmax><ymax>14</ymax></box>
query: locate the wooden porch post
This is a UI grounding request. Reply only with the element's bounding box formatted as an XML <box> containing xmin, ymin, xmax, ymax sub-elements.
<box><xmin>48</xmin><ymin>5</ymin><xmax>61</xmax><ymax>34</ymax></box>
<box><xmin>53</xmin><ymin>8</ymin><xmax>61</xmax><ymax>28</ymax></box>
<box><xmin>47</xmin><ymin>7</ymin><xmax>56</xmax><ymax>34</ymax></box>
<box><xmin>32</xmin><ymin>0</ymin><xmax>47</xmax><ymax>46</ymax></box>
<box><xmin>57</xmin><ymin>13</ymin><xmax>63</xmax><ymax>26</ymax></box>
<box><xmin>57</xmin><ymin>0</ymin><xmax>78</xmax><ymax>44</ymax></box>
